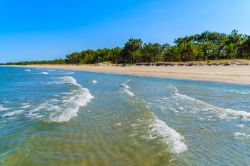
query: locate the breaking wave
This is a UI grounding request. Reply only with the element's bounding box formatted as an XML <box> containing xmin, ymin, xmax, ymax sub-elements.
<box><xmin>66</xmin><ymin>72</ymin><xmax>75</xmax><ymax>75</ymax></box>
<box><xmin>121</xmin><ymin>81</ymin><xmax>135</xmax><ymax>97</ymax></box>
<box><xmin>149</xmin><ymin>117</ymin><xmax>188</xmax><ymax>154</ymax></box>
<box><xmin>40</xmin><ymin>72</ymin><xmax>48</xmax><ymax>75</ymax></box>
<box><xmin>0</xmin><ymin>105</ymin><xmax>9</xmax><ymax>111</ymax></box>
<box><xmin>121</xmin><ymin>82</ymin><xmax>187</xmax><ymax>154</ymax></box>
<box><xmin>234</xmin><ymin>132</ymin><xmax>250</xmax><ymax>140</ymax></box>
<box><xmin>29</xmin><ymin>76</ymin><xmax>94</xmax><ymax>122</ymax></box>
<box><xmin>24</xmin><ymin>69</ymin><xmax>31</xmax><ymax>72</ymax></box>
<box><xmin>224</xmin><ymin>89</ymin><xmax>250</xmax><ymax>95</ymax></box>
<box><xmin>236</xmin><ymin>124</ymin><xmax>245</xmax><ymax>128</ymax></box>
<box><xmin>170</xmin><ymin>85</ymin><xmax>250</xmax><ymax>121</ymax></box>
<box><xmin>20</xmin><ymin>103</ymin><xmax>31</xmax><ymax>109</ymax></box>
<box><xmin>2</xmin><ymin>110</ymin><xmax>24</xmax><ymax>118</ymax></box>
<box><xmin>92</xmin><ymin>80</ymin><xmax>97</xmax><ymax>84</ymax></box>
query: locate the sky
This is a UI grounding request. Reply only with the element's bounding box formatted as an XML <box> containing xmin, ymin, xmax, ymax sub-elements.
<box><xmin>0</xmin><ymin>0</ymin><xmax>250</xmax><ymax>63</ymax></box>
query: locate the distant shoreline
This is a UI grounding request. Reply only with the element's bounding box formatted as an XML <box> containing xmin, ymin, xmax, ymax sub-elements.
<box><xmin>7</xmin><ymin>63</ymin><xmax>250</xmax><ymax>85</ymax></box>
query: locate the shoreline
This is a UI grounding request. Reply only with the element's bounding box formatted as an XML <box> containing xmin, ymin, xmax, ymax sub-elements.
<box><xmin>5</xmin><ymin>64</ymin><xmax>250</xmax><ymax>85</ymax></box>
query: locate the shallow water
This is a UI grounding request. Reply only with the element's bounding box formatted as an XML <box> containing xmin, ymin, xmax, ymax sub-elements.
<box><xmin>0</xmin><ymin>66</ymin><xmax>250</xmax><ymax>166</ymax></box>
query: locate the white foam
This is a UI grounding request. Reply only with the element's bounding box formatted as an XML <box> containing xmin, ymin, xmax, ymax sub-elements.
<box><xmin>220</xmin><ymin>109</ymin><xmax>250</xmax><ymax>120</ymax></box>
<box><xmin>20</xmin><ymin>103</ymin><xmax>31</xmax><ymax>109</ymax></box>
<box><xmin>171</xmin><ymin>85</ymin><xmax>250</xmax><ymax>121</ymax></box>
<box><xmin>236</xmin><ymin>124</ymin><xmax>245</xmax><ymax>128</ymax></box>
<box><xmin>116</xmin><ymin>123</ymin><xmax>122</xmax><ymax>126</ymax></box>
<box><xmin>29</xmin><ymin>76</ymin><xmax>94</xmax><ymax>122</ymax></box>
<box><xmin>66</xmin><ymin>72</ymin><xmax>75</xmax><ymax>75</ymax></box>
<box><xmin>59</xmin><ymin>76</ymin><xmax>80</xmax><ymax>86</ymax></box>
<box><xmin>2</xmin><ymin>110</ymin><xmax>24</xmax><ymax>118</ymax></box>
<box><xmin>121</xmin><ymin>82</ymin><xmax>135</xmax><ymax>97</ymax></box>
<box><xmin>50</xmin><ymin>88</ymin><xmax>93</xmax><ymax>122</ymax></box>
<box><xmin>40</xmin><ymin>72</ymin><xmax>48</xmax><ymax>75</ymax></box>
<box><xmin>0</xmin><ymin>105</ymin><xmax>9</xmax><ymax>111</ymax></box>
<box><xmin>224</xmin><ymin>89</ymin><xmax>250</xmax><ymax>95</ymax></box>
<box><xmin>25</xmin><ymin>69</ymin><xmax>31</xmax><ymax>72</ymax></box>
<box><xmin>234</xmin><ymin>132</ymin><xmax>250</xmax><ymax>140</ymax></box>
<box><xmin>121</xmin><ymin>84</ymin><xmax>187</xmax><ymax>154</ymax></box>
<box><xmin>92</xmin><ymin>80</ymin><xmax>97</xmax><ymax>84</ymax></box>
<box><xmin>149</xmin><ymin>117</ymin><xmax>187</xmax><ymax>154</ymax></box>
<box><xmin>124</xmin><ymin>89</ymin><xmax>135</xmax><ymax>97</ymax></box>
<box><xmin>121</xmin><ymin>83</ymin><xmax>130</xmax><ymax>89</ymax></box>
<box><xmin>48</xmin><ymin>76</ymin><xmax>80</xmax><ymax>86</ymax></box>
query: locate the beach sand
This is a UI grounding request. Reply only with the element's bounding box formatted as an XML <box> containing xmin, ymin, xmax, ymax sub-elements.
<box><xmin>20</xmin><ymin>64</ymin><xmax>250</xmax><ymax>84</ymax></box>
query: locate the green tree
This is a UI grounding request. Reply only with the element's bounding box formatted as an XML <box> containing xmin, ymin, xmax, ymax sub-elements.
<box><xmin>224</xmin><ymin>30</ymin><xmax>242</xmax><ymax>59</ymax></box>
<box><xmin>121</xmin><ymin>38</ymin><xmax>143</xmax><ymax>63</ymax></box>
<box><xmin>178</xmin><ymin>42</ymin><xmax>203</xmax><ymax>61</ymax></box>
<box><xmin>240</xmin><ymin>36</ymin><xmax>250</xmax><ymax>59</ymax></box>
<box><xmin>111</xmin><ymin>47</ymin><xmax>122</xmax><ymax>63</ymax></box>
<box><xmin>96</xmin><ymin>48</ymin><xmax>112</xmax><ymax>62</ymax></box>
<box><xmin>142</xmin><ymin>43</ymin><xmax>163</xmax><ymax>62</ymax></box>
<box><xmin>80</xmin><ymin>50</ymin><xmax>97</xmax><ymax>64</ymax></box>
<box><xmin>6</xmin><ymin>29</ymin><xmax>250</xmax><ymax>65</ymax></box>
<box><xmin>164</xmin><ymin>45</ymin><xmax>181</xmax><ymax>62</ymax></box>
<box><xmin>66</xmin><ymin>52</ymin><xmax>81</xmax><ymax>64</ymax></box>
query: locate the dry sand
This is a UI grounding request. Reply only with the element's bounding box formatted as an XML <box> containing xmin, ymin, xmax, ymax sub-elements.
<box><xmin>20</xmin><ymin>64</ymin><xmax>250</xmax><ymax>84</ymax></box>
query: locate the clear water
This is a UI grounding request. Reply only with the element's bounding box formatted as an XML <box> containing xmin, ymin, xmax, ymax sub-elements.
<box><xmin>0</xmin><ymin>66</ymin><xmax>250</xmax><ymax>166</ymax></box>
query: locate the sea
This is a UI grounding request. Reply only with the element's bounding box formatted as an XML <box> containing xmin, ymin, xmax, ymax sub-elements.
<box><xmin>0</xmin><ymin>66</ymin><xmax>250</xmax><ymax>166</ymax></box>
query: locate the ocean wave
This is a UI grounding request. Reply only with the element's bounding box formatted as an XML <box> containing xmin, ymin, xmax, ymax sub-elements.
<box><xmin>29</xmin><ymin>76</ymin><xmax>94</xmax><ymax>122</ymax></box>
<box><xmin>66</xmin><ymin>72</ymin><xmax>75</xmax><ymax>75</ymax></box>
<box><xmin>40</xmin><ymin>72</ymin><xmax>48</xmax><ymax>75</ymax></box>
<box><xmin>25</xmin><ymin>69</ymin><xmax>31</xmax><ymax>72</ymax></box>
<box><xmin>123</xmin><ymin>89</ymin><xmax>135</xmax><ymax>97</ymax></box>
<box><xmin>224</xmin><ymin>89</ymin><xmax>250</xmax><ymax>95</ymax></box>
<box><xmin>149</xmin><ymin>117</ymin><xmax>188</xmax><ymax>154</ymax></box>
<box><xmin>2</xmin><ymin>110</ymin><xmax>24</xmax><ymax>118</ymax></box>
<box><xmin>170</xmin><ymin>85</ymin><xmax>250</xmax><ymax>121</ymax></box>
<box><xmin>234</xmin><ymin>132</ymin><xmax>250</xmax><ymax>140</ymax></box>
<box><xmin>20</xmin><ymin>103</ymin><xmax>31</xmax><ymax>109</ymax></box>
<box><xmin>48</xmin><ymin>76</ymin><xmax>80</xmax><ymax>86</ymax></box>
<box><xmin>121</xmin><ymin>81</ymin><xmax>135</xmax><ymax>97</ymax></box>
<box><xmin>121</xmin><ymin>84</ymin><xmax>187</xmax><ymax>154</ymax></box>
<box><xmin>0</xmin><ymin>105</ymin><xmax>9</xmax><ymax>111</ymax></box>
<box><xmin>92</xmin><ymin>80</ymin><xmax>97</xmax><ymax>84</ymax></box>
<box><xmin>236</xmin><ymin>124</ymin><xmax>245</xmax><ymax>128</ymax></box>
<box><xmin>121</xmin><ymin>82</ymin><xmax>130</xmax><ymax>89</ymax></box>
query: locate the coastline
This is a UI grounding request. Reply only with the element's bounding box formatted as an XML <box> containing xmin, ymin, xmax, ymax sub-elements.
<box><xmin>6</xmin><ymin>64</ymin><xmax>250</xmax><ymax>85</ymax></box>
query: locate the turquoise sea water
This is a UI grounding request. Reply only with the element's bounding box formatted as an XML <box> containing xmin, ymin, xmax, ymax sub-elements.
<box><xmin>0</xmin><ymin>66</ymin><xmax>250</xmax><ymax>166</ymax></box>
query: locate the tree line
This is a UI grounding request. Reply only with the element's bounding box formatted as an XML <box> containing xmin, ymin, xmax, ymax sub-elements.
<box><xmin>5</xmin><ymin>30</ymin><xmax>250</xmax><ymax>65</ymax></box>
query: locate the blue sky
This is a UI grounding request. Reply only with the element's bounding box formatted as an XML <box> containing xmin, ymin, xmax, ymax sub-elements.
<box><xmin>0</xmin><ymin>0</ymin><xmax>250</xmax><ymax>63</ymax></box>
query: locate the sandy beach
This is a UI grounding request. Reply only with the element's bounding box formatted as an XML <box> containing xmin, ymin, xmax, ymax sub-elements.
<box><xmin>16</xmin><ymin>64</ymin><xmax>250</xmax><ymax>84</ymax></box>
